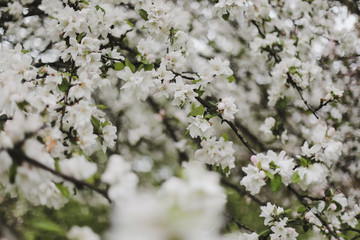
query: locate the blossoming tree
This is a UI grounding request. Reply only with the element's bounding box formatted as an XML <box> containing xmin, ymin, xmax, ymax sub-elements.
<box><xmin>0</xmin><ymin>0</ymin><xmax>359</xmax><ymax>239</ymax></box>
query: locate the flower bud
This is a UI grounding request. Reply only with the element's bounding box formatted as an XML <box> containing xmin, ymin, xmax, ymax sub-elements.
<box><xmin>327</xmin><ymin>127</ymin><xmax>336</xmax><ymax>137</ymax></box>
<box><xmin>251</xmin><ymin>155</ymin><xmax>257</xmax><ymax>165</ymax></box>
<box><xmin>217</xmin><ymin>102</ymin><xmax>225</xmax><ymax>111</ymax></box>
<box><xmin>328</xmin><ymin>203</ymin><xmax>337</xmax><ymax>211</ymax></box>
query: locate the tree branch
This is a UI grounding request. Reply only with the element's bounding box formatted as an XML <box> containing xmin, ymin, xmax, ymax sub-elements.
<box><xmin>221</xmin><ymin>177</ymin><xmax>265</xmax><ymax>206</ymax></box>
<box><xmin>7</xmin><ymin>149</ymin><xmax>111</xmax><ymax>203</ymax></box>
<box><xmin>287</xmin><ymin>185</ymin><xmax>341</xmax><ymax>240</ymax></box>
<box><xmin>195</xmin><ymin>96</ymin><xmax>257</xmax><ymax>155</ymax></box>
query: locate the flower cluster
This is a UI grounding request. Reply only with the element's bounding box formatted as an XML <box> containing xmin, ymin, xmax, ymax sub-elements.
<box><xmin>195</xmin><ymin>137</ymin><xmax>236</xmax><ymax>171</ymax></box>
<box><xmin>241</xmin><ymin>151</ymin><xmax>295</xmax><ymax>195</ymax></box>
<box><xmin>260</xmin><ymin>203</ymin><xmax>299</xmax><ymax>240</ymax></box>
<box><xmin>0</xmin><ymin>0</ymin><xmax>359</xmax><ymax>239</ymax></box>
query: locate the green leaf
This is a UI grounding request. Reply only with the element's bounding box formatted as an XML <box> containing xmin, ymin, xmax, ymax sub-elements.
<box><xmin>222</xmin><ymin>11</ymin><xmax>230</xmax><ymax>21</ymax></box>
<box><xmin>192</xmin><ymin>79</ymin><xmax>202</xmax><ymax>84</ymax></box>
<box><xmin>258</xmin><ymin>229</ymin><xmax>271</xmax><ymax>237</ymax></box>
<box><xmin>125</xmin><ymin>19</ymin><xmax>134</xmax><ymax>28</ymax></box>
<box><xmin>91</xmin><ymin>116</ymin><xmax>101</xmax><ymax>130</ymax></box>
<box><xmin>223</xmin><ymin>166</ymin><xmax>230</xmax><ymax>174</ymax></box>
<box><xmin>264</xmin><ymin>170</ymin><xmax>274</xmax><ymax>180</ymax></box>
<box><xmin>80</xmin><ymin>0</ymin><xmax>89</xmax><ymax>5</ymax></box>
<box><xmin>100</xmin><ymin>120</ymin><xmax>111</xmax><ymax>128</ymax></box>
<box><xmin>270</xmin><ymin>174</ymin><xmax>282</xmax><ymax>193</ymax></box>
<box><xmin>169</xmin><ymin>27</ymin><xmax>179</xmax><ymax>45</ymax></box>
<box><xmin>95</xmin><ymin>5</ymin><xmax>106</xmax><ymax>15</ymax></box>
<box><xmin>292</xmin><ymin>171</ymin><xmax>300</xmax><ymax>183</ymax></box>
<box><xmin>32</xmin><ymin>221</ymin><xmax>65</xmax><ymax>235</ymax></box>
<box><xmin>194</xmin><ymin>86</ymin><xmax>204</xmax><ymax>97</ymax></box>
<box><xmin>280</xmin><ymin>209</ymin><xmax>292</xmax><ymax>215</ymax></box>
<box><xmin>86</xmin><ymin>173</ymin><xmax>100</xmax><ymax>184</ymax></box>
<box><xmin>187</xmin><ymin>104</ymin><xmax>204</xmax><ymax>117</ymax></box>
<box><xmin>16</xmin><ymin>100</ymin><xmax>29</xmax><ymax>111</ymax></box>
<box><xmin>9</xmin><ymin>163</ymin><xmax>17</xmax><ymax>184</ymax></box>
<box><xmin>77</xmin><ymin>32</ymin><xmax>86</xmax><ymax>43</ymax></box>
<box><xmin>54</xmin><ymin>159</ymin><xmax>60</xmax><ymax>172</ymax></box>
<box><xmin>289</xmin><ymin>66</ymin><xmax>298</xmax><ymax>74</ymax></box>
<box><xmin>144</xmin><ymin>63</ymin><xmax>154</xmax><ymax>71</ymax></box>
<box><xmin>333</xmin><ymin>201</ymin><xmax>343</xmax><ymax>212</ymax></box>
<box><xmin>325</xmin><ymin>189</ymin><xmax>332</xmax><ymax>198</ymax></box>
<box><xmin>139</xmin><ymin>9</ymin><xmax>149</xmax><ymax>21</ymax></box>
<box><xmin>277</xmin><ymin>97</ymin><xmax>288</xmax><ymax>109</ymax></box>
<box><xmin>125</xmin><ymin>58</ymin><xmax>136</xmax><ymax>73</ymax></box>
<box><xmin>209</xmin><ymin>100</ymin><xmax>218</xmax><ymax>107</ymax></box>
<box><xmin>204</xmin><ymin>113</ymin><xmax>216</xmax><ymax>119</ymax></box>
<box><xmin>58</xmin><ymin>78</ymin><xmax>70</xmax><ymax>93</ymax></box>
<box><xmin>114</xmin><ymin>62</ymin><xmax>125</xmax><ymax>71</ymax></box>
<box><xmin>269</xmin><ymin>161</ymin><xmax>277</xmax><ymax>170</ymax></box>
<box><xmin>55</xmin><ymin>183</ymin><xmax>70</xmax><ymax>198</ymax></box>
<box><xmin>303</xmin><ymin>223</ymin><xmax>310</xmax><ymax>232</ymax></box>
<box><xmin>297</xmin><ymin>205</ymin><xmax>307</xmax><ymax>213</ymax></box>
<box><xmin>299</xmin><ymin>157</ymin><xmax>308</xmax><ymax>167</ymax></box>
<box><xmin>48</xmin><ymin>15</ymin><xmax>58</xmax><ymax>20</ymax></box>
<box><xmin>227</xmin><ymin>75</ymin><xmax>235</xmax><ymax>83</ymax></box>
<box><xmin>221</xmin><ymin>133</ymin><xmax>229</xmax><ymax>141</ymax></box>
<box><xmin>95</xmin><ymin>104</ymin><xmax>107</xmax><ymax>109</ymax></box>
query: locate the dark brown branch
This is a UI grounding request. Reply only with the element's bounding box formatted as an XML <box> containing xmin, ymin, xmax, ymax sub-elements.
<box><xmin>147</xmin><ymin>97</ymin><xmax>189</xmax><ymax>163</ymax></box>
<box><xmin>251</xmin><ymin>20</ymin><xmax>266</xmax><ymax>39</ymax></box>
<box><xmin>286</xmin><ymin>74</ymin><xmax>319</xmax><ymax>119</ymax></box>
<box><xmin>221</xmin><ymin>177</ymin><xmax>265</xmax><ymax>206</ymax></box>
<box><xmin>287</xmin><ymin>185</ymin><xmax>341</xmax><ymax>240</ymax></box>
<box><xmin>314</xmin><ymin>99</ymin><xmax>333</xmax><ymax>113</ymax></box>
<box><xmin>195</xmin><ymin>96</ymin><xmax>257</xmax><ymax>155</ymax></box>
<box><xmin>8</xmin><ymin>149</ymin><xmax>111</xmax><ymax>203</ymax></box>
<box><xmin>225</xmin><ymin>213</ymin><xmax>256</xmax><ymax>233</ymax></box>
<box><xmin>334</xmin><ymin>0</ymin><xmax>360</xmax><ymax>16</ymax></box>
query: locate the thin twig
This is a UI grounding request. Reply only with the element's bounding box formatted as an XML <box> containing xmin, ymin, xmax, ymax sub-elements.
<box><xmin>8</xmin><ymin>149</ymin><xmax>111</xmax><ymax>203</ymax></box>
<box><xmin>195</xmin><ymin>96</ymin><xmax>257</xmax><ymax>155</ymax></box>
<box><xmin>221</xmin><ymin>177</ymin><xmax>265</xmax><ymax>205</ymax></box>
<box><xmin>147</xmin><ymin>97</ymin><xmax>189</xmax><ymax>163</ymax></box>
<box><xmin>287</xmin><ymin>185</ymin><xmax>340</xmax><ymax>240</ymax></box>
<box><xmin>287</xmin><ymin>74</ymin><xmax>319</xmax><ymax>119</ymax></box>
<box><xmin>251</xmin><ymin>20</ymin><xmax>265</xmax><ymax>39</ymax></box>
<box><xmin>225</xmin><ymin>213</ymin><xmax>256</xmax><ymax>232</ymax></box>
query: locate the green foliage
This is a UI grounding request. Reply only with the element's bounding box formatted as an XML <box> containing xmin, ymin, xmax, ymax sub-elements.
<box><xmin>125</xmin><ymin>58</ymin><xmax>136</xmax><ymax>73</ymax></box>
<box><xmin>169</xmin><ymin>27</ymin><xmax>179</xmax><ymax>45</ymax></box>
<box><xmin>221</xmin><ymin>133</ymin><xmax>229</xmax><ymax>141</ymax></box>
<box><xmin>80</xmin><ymin>0</ymin><xmax>89</xmax><ymax>5</ymax></box>
<box><xmin>55</xmin><ymin>183</ymin><xmax>70</xmax><ymax>199</ymax></box>
<box><xmin>77</xmin><ymin>32</ymin><xmax>86</xmax><ymax>43</ymax></box>
<box><xmin>31</xmin><ymin>221</ymin><xmax>66</xmax><ymax>236</ymax></box>
<box><xmin>292</xmin><ymin>171</ymin><xmax>300</xmax><ymax>183</ymax></box>
<box><xmin>227</xmin><ymin>75</ymin><xmax>235</xmax><ymax>83</ymax></box>
<box><xmin>113</xmin><ymin>62</ymin><xmax>125</xmax><ymax>71</ymax></box>
<box><xmin>125</xmin><ymin>19</ymin><xmax>134</xmax><ymax>28</ymax></box>
<box><xmin>187</xmin><ymin>104</ymin><xmax>204</xmax><ymax>117</ymax></box>
<box><xmin>224</xmin><ymin>187</ymin><xmax>265</xmax><ymax>233</ymax></box>
<box><xmin>58</xmin><ymin>78</ymin><xmax>70</xmax><ymax>93</ymax></box>
<box><xmin>222</xmin><ymin>11</ymin><xmax>230</xmax><ymax>21</ymax></box>
<box><xmin>0</xmin><ymin>198</ymin><xmax>111</xmax><ymax>240</ymax></box>
<box><xmin>297</xmin><ymin>205</ymin><xmax>307</xmax><ymax>213</ymax></box>
<box><xmin>17</xmin><ymin>100</ymin><xmax>30</xmax><ymax>111</ymax></box>
<box><xmin>269</xmin><ymin>174</ymin><xmax>282</xmax><ymax>193</ymax></box>
<box><xmin>95</xmin><ymin>5</ymin><xmax>106</xmax><ymax>15</ymax></box>
<box><xmin>139</xmin><ymin>9</ymin><xmax>149</xmax><ymax>21</ymax></box>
